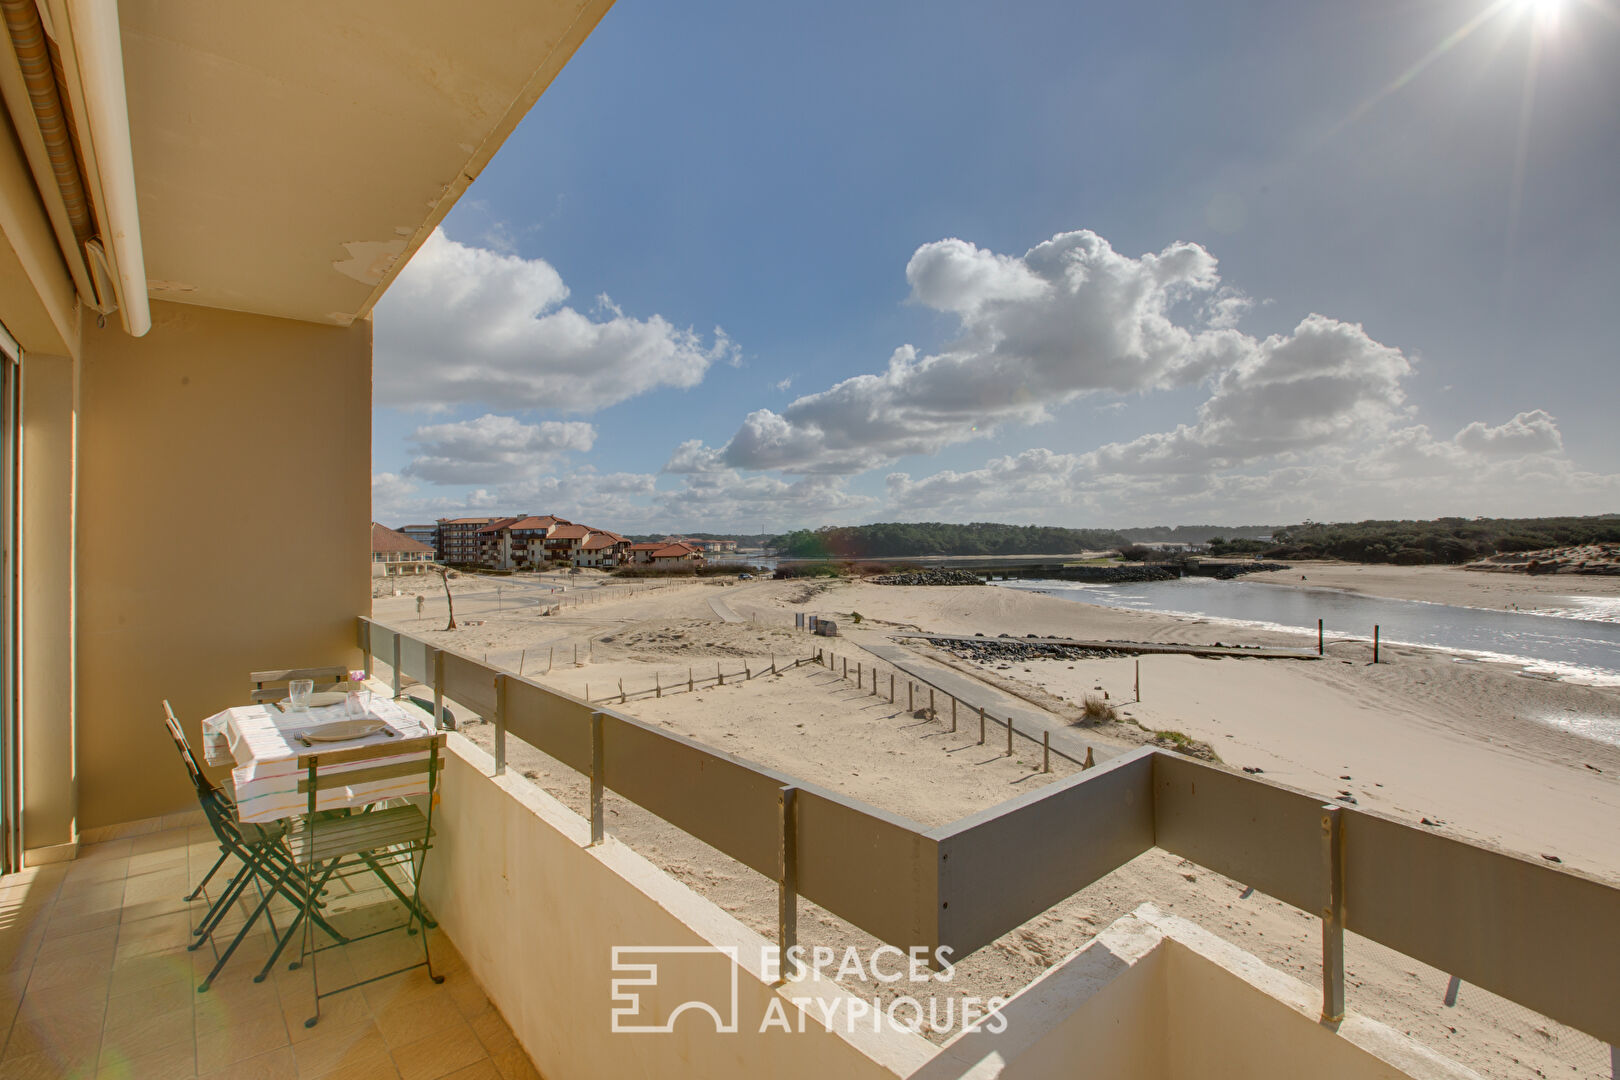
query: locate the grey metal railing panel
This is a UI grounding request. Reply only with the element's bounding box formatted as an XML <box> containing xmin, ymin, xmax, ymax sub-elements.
<box><xmin>1152</xmin><ymin>753</ymin><xmax>1328</xmax><ymax>914</ymax></box>
<box><xmin>933</xmin><ymin>749</ymin><xmax>1155</xmax><ymax>956</ymax></box>
<box><xmin>501</xmin><ymin>676</ymin><xmax>593</xmax><ymax>773</ymax></box>
<box><xmin>357</xmin><ymin>618</ymin><xmax>1620</xmax><ymax>1046</ymax></box>
<box><xmin>599</xmin><ymin>713</ymin><xmax>786</xmax><ymax>878</ymax></box>
<box><xmin>396</xmin><ymin>635</ymin><xmax>433</xmax><ymax>686</ymax></box>
<box><xmin>440</xmin><ymin>650</ymin><xmax>497</xmax><ymax>717</ymax></box>
<box><xmin>795</xmin><ymin>789</ymin><xmax>941</xmax><ymax>951</ymax></box>
<box><xmin>1344</xmin><ymin>811</ymin><xmax>1620</xmax><ymax>1047</ymax></box>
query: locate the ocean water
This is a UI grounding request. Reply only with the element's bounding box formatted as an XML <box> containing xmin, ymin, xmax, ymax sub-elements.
<box><xmin>995</xmin><ymin>577</ymin><xmax>1620</xmax><ymax>688</ymax></box>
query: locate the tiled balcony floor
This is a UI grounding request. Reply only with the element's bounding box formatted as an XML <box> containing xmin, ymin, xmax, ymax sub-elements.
<box><xmin>0</xmin><ymin>825</ymin><xmax>540</xmax><ymax>1080</ymax></box>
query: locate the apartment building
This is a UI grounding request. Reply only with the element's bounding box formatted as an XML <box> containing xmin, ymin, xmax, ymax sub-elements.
<box><xmin>397</xmin><ymin>523</ymin><xmax>437</xmax><ymax>549</ymax></box>
<box><xmin>436</xmin><ymin>516</ymin><xmax>495</xmax><ymax>565</ymax></box>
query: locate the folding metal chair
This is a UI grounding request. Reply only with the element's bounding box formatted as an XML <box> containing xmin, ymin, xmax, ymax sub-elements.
<box><xmin>161</xmin><ymin>702</ymin><xmax>349</xmax><ymax>990</ymax></box>
<box><xmin>284</xmin><ymin>732</ymin><xmax>447</xmax><ymax>1027</ymax></box>
<box><xmin>249</xmin><ymin>665</ymin><xmax>348</xmax><ymax>704</ymax></box>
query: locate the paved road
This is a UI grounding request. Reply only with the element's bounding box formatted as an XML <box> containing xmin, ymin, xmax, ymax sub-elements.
<box><xmin>842</xmin><ymin>640</ymin><xmax>1124</xmax><ymax>767</ymax></box>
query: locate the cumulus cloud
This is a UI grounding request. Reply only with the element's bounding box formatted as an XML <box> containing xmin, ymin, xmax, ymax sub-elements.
<box><xmin>1454</xmin><ymin>409</ymin><xmax>1563</xmax><ymax>456</ymax></box>
<box><xmin>885</xmin><ymin>410</ymin><xmax>1617</xmax><ymax>523</ymax></box>
<box><xmin>375</xmin><ymin>229</ymin><xmax>736</xmax><ymax>412</ymax></box>
<box><xmin>402</xmin><ymin>414</ymin><xmax>597</xmax><ymax>484</ymax></box>
<box><xmin>658</xmin><ymin>470</ymin><xmax>877</xmax><ymax>531</ymax></box>
<box><xmin>1086</xmin><ymin>315</ymin><xmax>1412</xmax><ymax>474</ymax></box>
<box><xmin>695</xmin><ymin>229</ymin><xmax>1254</xmax><ymax>474</ymax></box>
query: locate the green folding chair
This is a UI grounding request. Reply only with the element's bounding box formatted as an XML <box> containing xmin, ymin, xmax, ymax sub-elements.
<box><xmin>285</xmin><ymin>732</ymin><xmax>447</xmax><ymax>1027</ymax></box>
<box><xmin>161</xmin><ymin>702</ymin><xmax>349</xmax><ymax>990</ymax></box>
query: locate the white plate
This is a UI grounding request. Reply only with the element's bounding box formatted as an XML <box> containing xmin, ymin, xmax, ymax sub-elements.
<box><xmin>281</xmin><ymin>691</ymin><xmax>347</xmax><ymax>711</ymax></box>
<box><xmin>302</xmin><ymin>719</ymin><xmax>385</xmax><ymax>742</ymax></box>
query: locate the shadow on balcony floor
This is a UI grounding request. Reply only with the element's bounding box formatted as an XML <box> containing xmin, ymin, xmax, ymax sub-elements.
<box><xmin>0</xmin><ymin>824</ymin><xmax>540</xmax><ymax>1080</ymax></box>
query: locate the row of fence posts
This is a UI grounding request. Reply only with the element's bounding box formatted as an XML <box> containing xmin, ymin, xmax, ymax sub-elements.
<box><xmin>812</xmin><ymin>647</ymin><xmax>1100</xmax><ymax>774</ymax></box>
<box><xmin>581</xmin><ymin>650</ymin><xmax>808</xmax><ymax>705</ymax></box>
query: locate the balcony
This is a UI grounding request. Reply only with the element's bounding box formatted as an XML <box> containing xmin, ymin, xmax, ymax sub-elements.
<box><xmin>0</xmin><ymin>823</ymin><xmax>538</xmax><ymax>1080</ymax></box>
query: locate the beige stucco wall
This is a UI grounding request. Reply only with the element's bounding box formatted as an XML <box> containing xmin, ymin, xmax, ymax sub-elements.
<box><xmin>74</xmin><ymin>301</ymin><xmax>370</xmax><ymax>829</ymax></box>
<box><xmin>21</xmin><ymin>350</ymin><xmax>78</xmax><ymax>854</ymax></box>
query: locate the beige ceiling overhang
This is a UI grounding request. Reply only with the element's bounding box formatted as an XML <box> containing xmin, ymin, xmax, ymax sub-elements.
<box><xmin>0</xmin><ymin>0</ymin><xmax>612</xmax><ymax>342</ymax></box>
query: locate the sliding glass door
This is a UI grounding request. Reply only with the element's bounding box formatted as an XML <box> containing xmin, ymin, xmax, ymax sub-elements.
<box><xmin>0</xmin><ymin>322</ymin><xmax>19</xmax><ymax>875</ymax></box>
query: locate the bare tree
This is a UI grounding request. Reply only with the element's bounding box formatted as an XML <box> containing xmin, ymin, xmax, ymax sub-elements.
<box><xmin>435</xmin><ymin>565</ymin><xmax>457</xmax><ymax>630</ymax></box>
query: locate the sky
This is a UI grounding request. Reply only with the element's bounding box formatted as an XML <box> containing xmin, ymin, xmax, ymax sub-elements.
<box><xmin>371</xmin><ymin>0</ymin><xmax>1620</xmax><ymax>533</ymax></box>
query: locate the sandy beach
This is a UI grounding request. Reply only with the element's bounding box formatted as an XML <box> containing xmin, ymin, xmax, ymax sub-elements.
<box><xmin>1241</xmin><ymin>559</ymin><xmax>1620</xmax><ymax>617</ymax></box>
<box><xmin>372</xmin><ymin>565</ymin><xmax>1620</xmax><ymax>1077</ymax></box>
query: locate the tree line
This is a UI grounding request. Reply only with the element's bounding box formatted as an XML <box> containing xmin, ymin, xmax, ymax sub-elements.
<box><xmin>1207</xmin><ymin>515</ymin><xmax>1620</xmax><ymax>565</ymax></box>
<box><xmin>770</xmin><ymin>522</ymin><xmax>1129</xmax><ymax>559</ymax></box>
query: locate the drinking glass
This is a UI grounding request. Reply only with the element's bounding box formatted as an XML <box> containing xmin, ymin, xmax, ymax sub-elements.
<box><xmin>288</xmin><ymin>678</ymin><xmax>314</xmax><ymax>712</ymax></box>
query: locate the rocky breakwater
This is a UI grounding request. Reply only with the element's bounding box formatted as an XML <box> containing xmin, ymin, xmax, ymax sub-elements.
<box><xmin>869</xmin><ymin>570</ymin><xmax>986</xmax><ymax>586</ymax></box>
<box><xmin>1195</xmin><ymin>560</ymin><xmax>1293</xmax><ymax>580</ymax></box>
<box><xmin>1059</xmin><ymin>565</ymin><xmax>1180</xmax><ymax>583</ymax></box>
<box><xmin>926</xmin><ymin>635</ymin><xmax>1135</xmax><ymax>663</ymax></box>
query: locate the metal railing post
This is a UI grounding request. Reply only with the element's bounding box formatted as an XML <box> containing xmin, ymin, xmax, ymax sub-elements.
<box><xmin>778</xmin><ymin>785</ymin><xmax>798</xmax><ymax>961</ymax></box>
<box><xmin>493</xmin><ymin>673</ymin><xmax>507</xmax><ymax>777</ymax></box>
<box><xmin>431</xmin><ymin>647</ymin><xmax>446</xmax><ymax>731</ymax></box>
<box><xmin>361</xmin><ymin>619</ymin><xmax>373</xmax><ymax>679</ymax></box>
<box><xmin>590</xmin><ymin>712</ymin><xmax>606</xmax><ymax>846</ymax></box>
<box><xmin>1321</xmin><ymin>804</ymin><xmax>1346</xmax><ymax>1023</ymax></box>
<box><xmin>391</xmin><ymin>634</ymin><xmax>402</xmax><ymax>700</ymax></box>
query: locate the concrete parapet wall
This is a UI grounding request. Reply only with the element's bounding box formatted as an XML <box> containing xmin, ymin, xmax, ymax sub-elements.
<box><xmin>423</xmin><ymin>736</ymin><xmax>1481</xmax><ymax>1080</ymax></box>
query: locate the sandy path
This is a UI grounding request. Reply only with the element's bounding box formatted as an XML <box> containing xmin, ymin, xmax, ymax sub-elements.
<box><xmin>1241</xmin><ymin>560</ymin><xmax>1620</xmax><ymax>616</ymax></box>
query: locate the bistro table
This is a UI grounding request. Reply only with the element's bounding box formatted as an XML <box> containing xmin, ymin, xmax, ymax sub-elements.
<box><xmin>200</xmin><ymin>687</ymin><xmax>437</xmax><ymax>823</ymax></box>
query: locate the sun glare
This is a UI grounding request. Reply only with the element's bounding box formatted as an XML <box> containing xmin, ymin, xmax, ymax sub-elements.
<box><xmin>1521</xmin><ymin>0</ymin><xmax>1564</xmax><ymax>33</ymax></box>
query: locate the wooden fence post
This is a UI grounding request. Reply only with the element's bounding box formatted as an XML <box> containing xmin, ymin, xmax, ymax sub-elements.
<box><xmin>1006</xmin><ymin>717</ymin><xmax>1014</xmax><ymax>757</ymax></box>
<box><xmin>1043</xmin><ymin>731</ymin><xmax>1051</xmax><ymax>773</ymax></box>
<box><xmin>908</xmin><ymin>682</ymin><xmax>914</xmax><ymax>712</ymax></box>
<box><xmin>979</xmin><ymin>706</ymin><xmax>986</xmax><ymax>745</ymax></box>
<box><xmin>951</xmin><ymin>697</ymin><xmax>958</xmax><ymax>733</ymax></box>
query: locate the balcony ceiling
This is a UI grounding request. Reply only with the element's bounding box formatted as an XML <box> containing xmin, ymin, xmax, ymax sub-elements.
<box><xmin>117</xmin><ymin>0</ymin><xmax>612</xmax><ymax>326</ymax></box>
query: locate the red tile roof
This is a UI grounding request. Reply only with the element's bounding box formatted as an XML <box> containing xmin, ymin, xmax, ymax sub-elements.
<box><xmin>651</xmin><ymin>543</ymin><xmax>702</xmax><ymax>558</ymax></box>
<box><xmin>628</xmin><ymin>542</ymin><xmax>664</xmax><ymax>551</ymax></box>
<box><xmin>580</xmin><ymin>534</ymin><xmax>620</xmax><ymax>550</ymax></box>
<box><xmin>549</xmin><ymin>523</ymin><xmax>590</xmax><ymax>539</ymax></box>
<box><xmin>372</xmin><ymin>522</ymin><xmax>434</xmax><ymax>555</ymax></box>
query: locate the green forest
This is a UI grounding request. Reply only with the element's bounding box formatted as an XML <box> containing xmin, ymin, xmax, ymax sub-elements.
<box><xmin>1207</xmin><ymin>515</ymin><xmax>1620</xmax><ymax>564</ymax></box>
<box><xmin>770</xmin><ymin>522</ymin><xmax>1128</xmax><ymax>559</ymax></box>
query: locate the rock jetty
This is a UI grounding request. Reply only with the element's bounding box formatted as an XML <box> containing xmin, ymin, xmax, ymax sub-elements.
<box><xmin>869</xmin><ymin>570</ymin><xmax>985</xmax><ymax>586</ymax></box>
<box><xmin>925</xmin><ymin>636</ymin><xmax>1134</xmax><ymax>663</ymax></box>
<box><xmin>1199</xmin><ymin>560</ymin><xmax>1292</xmax><ymax>580</ymax></box>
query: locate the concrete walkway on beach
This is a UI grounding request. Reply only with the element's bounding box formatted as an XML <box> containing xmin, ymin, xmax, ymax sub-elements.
<box><xmin>707</xmin><ymin>595</ymin><xmax>745</xmax><ymax>623</ymax></box>
<box><xmin>839</xmin><ymin>639</ymin><xmax>1125</xmax><ymax>767</ymax></box>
